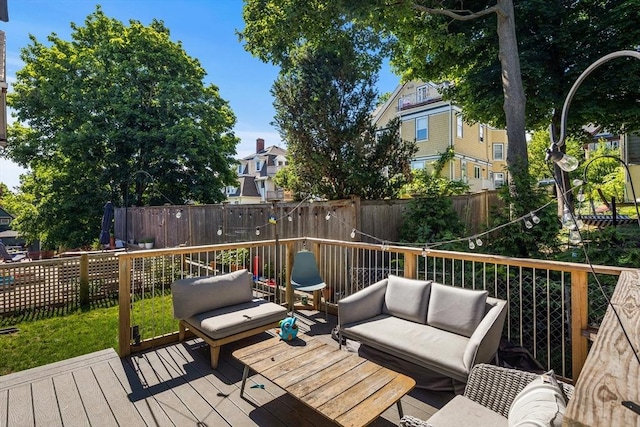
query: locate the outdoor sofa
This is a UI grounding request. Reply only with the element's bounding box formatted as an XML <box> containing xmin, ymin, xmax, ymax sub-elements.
<box><xmin>171</xmin><ymin>269</ymin><xmax>287</xmax><ymax>368</ymax></box>
<box><xmin>338</xmin><ymin>275</ymin><xmax>507</xmax><ymax>385</ymax></box>
<box><xmin>400</xmin><ymin>363</ymin><xmax>574</xmax><ymax>426</ymax></box>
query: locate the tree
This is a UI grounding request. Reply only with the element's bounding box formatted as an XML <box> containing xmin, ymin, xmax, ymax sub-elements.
<box><xmin>528</xmin><ymin>130</ymin><xmax>583</xmax><ymax>184</ymax></box>
<box><xmin>271</xmin><ymin>41</ymin><xmax>416</xmax><ymax>200</ymax></box>
<box><xmin>241</xmin><ymin>0</ymin><xmax>529</xmax><ymax>193</ymax></box>
<box><xmin>5</xmin><ymin>7</ymin><xmax>239</xmax><ymax>248</ymax></box>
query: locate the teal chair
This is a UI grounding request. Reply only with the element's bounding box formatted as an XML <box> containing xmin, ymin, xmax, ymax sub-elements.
<box><xmin>290</xmin><ymin>250</ymin><xmax>327</xmax><ymax>319</ymax></box>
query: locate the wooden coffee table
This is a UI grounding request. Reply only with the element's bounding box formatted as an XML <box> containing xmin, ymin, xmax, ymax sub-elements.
<box><xmin>232</xmin><ymin>333</ymin><xmax>416</xmax><ymax>427</ymax></box>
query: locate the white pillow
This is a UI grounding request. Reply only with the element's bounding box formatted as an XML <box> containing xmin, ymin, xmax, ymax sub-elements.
<box><xmin>508</xmin><ymin>371</ymin><xmax>566</xmax><ymax>427</ymax></box>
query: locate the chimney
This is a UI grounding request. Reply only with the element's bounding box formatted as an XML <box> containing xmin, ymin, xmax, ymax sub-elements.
<box><xmin>256</xmin><ymin>138</ymin><xmax>265</xmax><ymax>153</ymax></box>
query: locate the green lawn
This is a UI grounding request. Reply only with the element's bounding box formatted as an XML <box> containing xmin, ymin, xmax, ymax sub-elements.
<box><xmin>0</xmin><ymin>306</ymin><xmax>119</xmax><ymax>375</ymax></box>
<box><xmin>0</xmin><ymin>292</ymin><xmax>177</xmax><ymax>376</ymax></box>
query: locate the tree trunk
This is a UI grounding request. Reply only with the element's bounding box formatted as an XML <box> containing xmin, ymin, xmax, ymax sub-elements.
<box><xmin>496</xmin><ymin>0</ymin><xmax>528</xmax><ymax>180</ymax></box>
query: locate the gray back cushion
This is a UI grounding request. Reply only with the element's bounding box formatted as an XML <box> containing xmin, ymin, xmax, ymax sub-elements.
<box><xmin>427</xmin><ymin>282</ymin><xmax>488</xmax><ymax>337</ymax></box>
<box><xmin>172</xmin><ymin>269</ymin><xmax>253</xmax><ymax>319</ymax></box>
<box><xmin>382</xmin><ymin>275</ymin><xmax>432</xmax><ymax>323</ymax></box>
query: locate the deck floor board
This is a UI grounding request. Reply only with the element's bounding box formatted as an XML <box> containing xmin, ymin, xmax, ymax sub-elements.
<box><xmin>0</xmin><ymin>310</ymin><xmax>445</xmax><ymax>426</ymax></box>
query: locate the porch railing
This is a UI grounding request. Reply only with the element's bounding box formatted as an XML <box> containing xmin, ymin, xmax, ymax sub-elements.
<box><xmin>115</xmin><ymin>237</ymin><xmax>631</xmax><ymax>382</ymax></box>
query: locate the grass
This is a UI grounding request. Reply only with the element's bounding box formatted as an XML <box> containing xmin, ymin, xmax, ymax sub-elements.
<box><xmin>0</xmin><ymin>305</ymin><xmax>119</xmax><ymax>375</ymax></box>
<box><xmin>0</xmin><ymin>292</ymin><xmax>177</xmax><ymax>376</ymax></box>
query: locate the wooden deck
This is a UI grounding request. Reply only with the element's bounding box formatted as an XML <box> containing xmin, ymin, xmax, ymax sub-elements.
<box><xmin>0</xmin><ymin>311</ymin><xmax>449</xmax><ymax>426</ymax></box>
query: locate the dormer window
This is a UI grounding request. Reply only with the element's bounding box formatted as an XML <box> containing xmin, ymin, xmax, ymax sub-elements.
<box><xmin>255</xmin><ymin>160</ymin><xmax>262</xmax><ymax>171</ymax></box>
<box><xmin>416</xmin><ymin>84</ymin><xmax>429</xmax><ymax>103</ymax></box>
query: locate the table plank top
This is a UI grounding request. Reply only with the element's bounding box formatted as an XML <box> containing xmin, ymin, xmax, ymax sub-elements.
<box><xmin>233</xmin><ymin>334</ymin><xmax>416</xmax><ymax>427</ymax></box>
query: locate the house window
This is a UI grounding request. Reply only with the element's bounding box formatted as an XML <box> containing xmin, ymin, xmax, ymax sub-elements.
<box><xmin>494</xmin><ymin>172</ymin><xmax>505</xmax><ymax>187</ymax></box>
<box><xmin>416</xmin><ymin>85</ymin><xmax>429</xmax><ymax>103</ymax></box>
<box><xmin>461</xmin><ymin>160</ymin><xmax>467</xmax><ymax>182</ymax></box>
<box><xmin>479</xmin><ymin>125</ymin><xmax>484</xmax><ymax>143</ymax></box>
<box><xmin>493</xmin><ymin>143</ymin><xmax>504</xmax><ymax>160</ymax></box>
<box><xmin>411</xmin><ymin>160</ymin><xmax>425</xmax><ymax>170</ymax></box>
<box><xmin>474</xmin><ymin>166</ymin><xmax>481</xmax><ymax>179</ymax></box>
<box><xmin>456</xmin><ymin>114</ymin><xmax>463</xmax><ymax>138</ymax></box>
<box><xmin>237</xmin><ymin>164</ymin><xmax>244</xmax><ymax>174</ymax></box>
<box><xmin>255</xmin><ymin>160</ymin><xmax>262</xmax><ymax>171</ymax></box>
<box><xmin>416</xmin><ymin>117</ymin><xmax>428</xmax><ymax>141</ymax></box>
<box><xmin>0</xmin><ymin>218</ymin><xmax>10</xmax><ymax>225</ymax></box>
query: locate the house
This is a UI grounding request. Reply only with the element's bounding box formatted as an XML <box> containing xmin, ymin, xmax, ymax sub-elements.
<box><xmin>226</xmin><ymin>138</ymin><xmax>291</xmax><ymax>204</ymax></box>
<box><xmin>0</xmin><ymin>205</ymin><xmax>13</xmax><ymax>232</ymax></box>
<box><xmin>373</xmin><ymin>81</ymin><xmax>509</xmax><ymax>192</ymax></box>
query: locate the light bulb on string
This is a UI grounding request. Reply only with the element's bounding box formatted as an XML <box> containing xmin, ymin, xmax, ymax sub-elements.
<box><xmin>421</xmin><ymin>247</ymin><xmax>427</xmax><ymax>257</ymax></box>
<box><xmin>287</xmin><ymin>215</ymin><xmax>292</xmax><ymax>222</ymax></box>
<box><xmin>325</xmin><ymin>212</ymin><xmax>331</xmax><ymax>220</ymax></box>
<box><xmin>475</xmin><ymin>237</ymin><xmax>483</xmax><ymax>247</ymax></box>
<box><xmin>524</xmin><ymin>218</ymin><xmax>533</xmax><ymax>229</ymax></box>
<box><xmin>255</xmin><ymin>227</ymin><xmax>260</xmax><ymax>236</ymax></box>
<box><xmin>561</xmin><ymin>208</ymin><xmax>576</xmax><ymax>229</ymax></box>
<box><xmin>175</xmin><ymin>210</ymin><xmax>182</xmax><ymax>219</ymax></box>
<box><xmin>468</xmin><ymin>239</ymin><xmax>475</xmax><ymax>250</ymax></box>
<box><xmin>350</xmin><ymin>229</ymin><xmax>356</xmax><ymax>239</ymax></box>
<box><xmin>217</xmin><ymin>226</ymin><xmax>223</xmax><ymax>236</ymax></box>
<box><xmin>530</xmin><ymin>212</ymin><xmax>540</xmax><ymax>224</ymax></box>
<box><xmin>577</xmin><ymin>189</ymin><xmax>585</xmax><ymax>203</ymax></box>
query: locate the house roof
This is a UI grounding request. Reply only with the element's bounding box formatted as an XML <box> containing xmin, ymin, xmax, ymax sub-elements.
<box><xmin>241</xmin><ymin>145</ymin><xmax>287</xmax><ymax>161</ymax></box>
<box><xmin>228</xmin><ymin>176</ymin><xmax>261</xmax><ymax>198</ymax></box>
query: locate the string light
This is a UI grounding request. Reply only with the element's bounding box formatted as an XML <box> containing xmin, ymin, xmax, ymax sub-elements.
<box><xmin>175</xmin><ymin>209</ymin><xmax>183</xmax><ymax>219</ymax></box>
<box><xmin>530</xmin><ymin>212</ymin><xmax>540</xmax><ymax>224</ymax></box>
<box><xmin>288</xmin><ymin>215</ymin><xmax>292</xmax><ymax>222</ymax></box>
<box><xmin>421</xmin><ymin>247</ymin><xmax>427</xmax><ymax>257</ymax></box>
<box><xmin>350</xmin><ymin>229</ymin><xmax>356</xmax><ymax>239</ymax></box>
<box><xmin>325</xmin><ymin>211</ymin><xmax>331</xmax><ymax>220</ymax></box>
<box><xmin>468</xmin><ymin>239</ymin><xmax>475</xmax><ymax>250</ymax></box>
<box><xmin>255</xmin><ymin>227</ymin><xmax>260</xmax><ymax>236</ymax></box>
<box><xmin>475</xmin><ymin>237</ymin><xmax>483</xmax><ymax>247</ymax></box>
<box><xmin>217</xmin><ymin>226</ymin><xmax>223</xmax><ymax>236</ymax></box>
<box><xmin>524</xmin><ymin>218</ymin><xmax>533</xmax><ymax>229</ymax></box>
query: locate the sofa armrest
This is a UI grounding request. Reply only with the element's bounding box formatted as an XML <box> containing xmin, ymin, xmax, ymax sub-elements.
<box><xmin>462</xmin><ymin>297</ymin><xmax>507</xmax><ymax>371</ymax></box>
<box><xmin>463</xmin><ymin>363</ymin><xmax>574</xmax><ymax>418</ymax></box>
<box><xmin>338</xmin><ymin>279</ymin><xmax>388</xmax><ymax>326</ymax></box>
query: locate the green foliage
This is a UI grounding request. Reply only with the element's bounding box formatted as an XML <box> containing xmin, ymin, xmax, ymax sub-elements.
<box><xmin>555</xmin><ymin>225</ymin><xmax>640</xmax><ymax>269</ymax></box>
<box><xmin>274</xmin><ymin>165</ymin><xmax>306</xmax><ymax>200</ymax></box>
<box><xmin>271</xmin><ymin>40</ymin><xmax>416</xmax><ymax>200</ymax></box>
<box><xmin>216</xmin><ymin>248</ymin><xmax>250</xmax><ymax>268</ymax></box>
<box><xmin>485</xmin><ymin>176</ymin><xmax>562</xmax><ymax>258</ymax></box>
<box><xmin>5</xmin><ymin>7</ymin><xmax>239</xmax><ymax>248</ymax></box>
<box><xmin>582</xmin><ymin>143</ymin><xmax>625</xmax><ymax>203</ymax></box>
<box><xmin>400</xmin><ymin>147</ymin><xmax>469</xmax><ymax>197</ymax></box>
<box><xmin>399</xmin><ymin>196</ymin><xmax>464</xmax><ymax>247</ymax></box>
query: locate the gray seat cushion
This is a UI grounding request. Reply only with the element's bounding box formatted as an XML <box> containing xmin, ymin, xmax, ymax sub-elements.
<box><xmin>426</xmin><ymin>395</ymin><xmax>508</xmax><ymax>427</ymax></box>
<box><xmin>172</xmin><ymin>269</ymin><xmax>253</xmax><ymax>319</ymax></box>
<box><xmin>341</xmin><ymin>315</ymin><xmax>470</xmax><ymax>380</ymax></box>
<box><xmin>185</xmin><ymin>298</ymin><xmax>288</xmax><ymax>339</ymax></box>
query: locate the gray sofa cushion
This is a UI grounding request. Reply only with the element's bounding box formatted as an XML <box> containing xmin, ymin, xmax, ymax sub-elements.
<box><xmin>382</xmin><ymin>275</ymin><xmax>432</xmax><ymax>323</ymax></box>
<box><xmin>427</xmin><ymin>283</ymin><xmax>488</xmax><ymax>338</ymax></box>
<box><xmin>185</xmin><ymin>298</ymin><xmax>288</xmax><ymax>339</ymax></box>
<box><xmin>341</xmin><ymin>315</ymin><xmax>470</xmax><ymax>381</ymax></box>
<box><xmin>172</xmin><ymin>269</ymin><xmax>253</xmax><ymax>319</ymax></box>
<box><xmin>425</xmin><ymin>395</ymin><xmax>508</xmax><ymax>427</ymax></box>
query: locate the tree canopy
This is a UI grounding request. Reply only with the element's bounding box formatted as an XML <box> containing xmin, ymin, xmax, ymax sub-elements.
<box><xmin>241</xmin><ymin>0</ymin><xmax>640</xmax><ymax>197</ymax></box>
<box><xmin>271</xmin><ymin>40</ymin><xmax>416</xmax><ymax>200</ymax></box>
<box><xmin>5</xmin><ymin>7</ymin><xmax>239</xmax><ymax>248</ymax></box>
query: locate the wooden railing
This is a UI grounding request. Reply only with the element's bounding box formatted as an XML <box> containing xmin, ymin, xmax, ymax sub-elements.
<box><xmin>115</xmin><ymin>237</ymin><xmax>634</xmax><ymax>382</ymax></box>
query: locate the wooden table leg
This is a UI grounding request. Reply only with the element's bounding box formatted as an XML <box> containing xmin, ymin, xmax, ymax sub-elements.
<box><xmin>240</xmin><ymin>365</ymin><xmax>249</xmax><ymax>398</ymax></box>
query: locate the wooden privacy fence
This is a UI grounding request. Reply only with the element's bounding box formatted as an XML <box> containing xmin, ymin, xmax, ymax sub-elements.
<box><xmin>114</xmin><ymin>192</ymin><xmax>501</xmax><ymax>249</ymax></box>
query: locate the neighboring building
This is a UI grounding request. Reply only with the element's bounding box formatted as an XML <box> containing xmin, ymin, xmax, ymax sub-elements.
<box><xmin>226</xmin><ymin>138</ymin><xmax>291</xmax><ymax>204</ymax></box>
<box><xmin>0</xmin><ymin>205</ymin><xmax>13</xmax><ymax>232</ymax></box>
<box><xmin>373</xmin><ymin>81</ymin><xmax>509</xmax><ymax>192</ymax></box>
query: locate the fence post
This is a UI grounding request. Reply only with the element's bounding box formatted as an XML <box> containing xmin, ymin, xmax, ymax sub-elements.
<box><xmin>118</xmin><ymin>255</ymin><xmax>132</xmax><ymax>357</ymax></box>
<box><xmin>403</xmin><ymin>250</ymin><xmax>416</xmax><ymax>279</ymax></box>
<box><xmin>571</xmin><ymin>270</ymin><xmax>589</xmax><ymax>381</ymax></box>
<box><xmin>79</xmin><ymin>253</ymin><xmax>89</xmax><ymax>306</ymax></box>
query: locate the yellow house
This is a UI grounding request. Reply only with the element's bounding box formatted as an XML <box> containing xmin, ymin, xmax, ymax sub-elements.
<box><xmin>373</xmin><ymin>81</ymin><xmax>509</xmax><ymax>192</ymax></box>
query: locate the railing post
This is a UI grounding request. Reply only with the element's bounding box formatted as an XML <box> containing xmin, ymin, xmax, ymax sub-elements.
<box><xmin>571</xmin><ymin>270</ymin><xmax>589</xmax><ymax>381</ymax></box>
<box><xmin>79</xmin><ymin>253</ymin><xmax>89</xmax><ymax>307</ymax></box>
<box><xmin>118</xmin><ymin>255</ymin><xmax>132</xmax><ymax>357</ymax></box>
<box><xmin>403</xmin><ymin>250</ymin><xmax>416</xmax><ymax>279</ymax></box>
<box><xmin>286</xmin><ymin>242</ymin><xmax>294</xmax><ymax>312</ymax></box>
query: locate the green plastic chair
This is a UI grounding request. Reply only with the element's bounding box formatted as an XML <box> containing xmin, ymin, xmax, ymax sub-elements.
<box><xmin>290</xmin><ymin>250</ymin><xmax>327</xmax><ymax>318</ymax></box>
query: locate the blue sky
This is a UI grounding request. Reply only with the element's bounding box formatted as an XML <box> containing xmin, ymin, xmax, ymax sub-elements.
<box><xmin>0</xmin><ymin>0</ymin><xmax>399</xmax><ymax>190</ymax></box>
